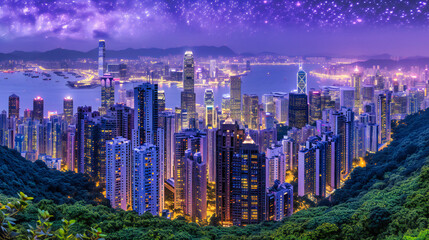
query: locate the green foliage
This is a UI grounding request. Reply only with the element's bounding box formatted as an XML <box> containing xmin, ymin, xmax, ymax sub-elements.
<box><xmin>0</xmin><ymin>146</ymin><xmax>107</xmax><ymax>205</ymax></box>
<box><xmin>0</xmin><ymin>192</ymin><xmax>106</xmax><ymax>240</ymax></box>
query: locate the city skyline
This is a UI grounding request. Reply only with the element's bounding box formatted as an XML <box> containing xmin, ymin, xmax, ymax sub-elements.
<box><xmin>0</xmin><ymin>1</ymin><xmax>427</xmax><ymax>238</ymax></box>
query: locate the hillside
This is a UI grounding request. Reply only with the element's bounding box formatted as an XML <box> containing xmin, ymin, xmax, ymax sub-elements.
<box><xmin>0</xmin><ymin>146</ymin><xmax>107</xmax><ymax>205</ymax></box>
<box><xmin>1</xmin><ymin>110</ymin><xmax>429</xmax><ymax>239</ymax></box>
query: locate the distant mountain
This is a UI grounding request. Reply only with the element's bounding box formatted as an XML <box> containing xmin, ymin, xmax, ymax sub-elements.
<box><xmin>349</xmin><ymin>56</ymin><xmax>429</xmax><ymax>70</ymax></box>
<box><xmin>0</xmin><ymin>46</ymin><xmax>237</xmax><ymax>61</ymax></box>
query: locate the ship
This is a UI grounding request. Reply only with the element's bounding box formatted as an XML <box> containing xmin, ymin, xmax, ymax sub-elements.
<box><xmin>66</xmin><ymin>81</ymin><xmax>98</xmax><ymax>89</ymax></box>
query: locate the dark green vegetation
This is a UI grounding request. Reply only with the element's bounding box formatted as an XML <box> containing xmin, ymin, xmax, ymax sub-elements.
<box><xmin>1</xmin><ymin>110</ymin><xmax>429</xmax><ymax>239</ymax></box>
<box><xmin>0</xmin><ymin>146</ymin><xmax>107</xmax><ymax>205</ymax></box>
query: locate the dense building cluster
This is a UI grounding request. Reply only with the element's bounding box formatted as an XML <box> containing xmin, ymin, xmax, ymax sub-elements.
<box><xmin>1</xmin><ymin>40</ymin><xmax>429</xmax><ymax>226</ymax></box>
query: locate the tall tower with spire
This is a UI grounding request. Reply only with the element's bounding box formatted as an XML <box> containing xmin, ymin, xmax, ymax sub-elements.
<box><xmin>98</xmin><ymin>40</ymin><xmax>106</xmax><ymax>77</ymax></box>
<box><xmin>352</xmin><ymin>66</ymin><xmax>363</xmax><ymax>112</ymax></box>
<box><xmin>181</xmin><ymin>51</ymin><xmax>196</xmax><ymax>129</ymax></box>
<box><xmin>297</xmin><ymin>63</ymin><xmax>307</xmax><ymax>94</ymax></box>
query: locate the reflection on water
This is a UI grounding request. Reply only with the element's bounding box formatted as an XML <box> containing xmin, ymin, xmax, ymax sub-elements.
<box><xmin>0</xmin><ymin>65</ymin><xmax>324</xmax><ymax>116</ymax></box>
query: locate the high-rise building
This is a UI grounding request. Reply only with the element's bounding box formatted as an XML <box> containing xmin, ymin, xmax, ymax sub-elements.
<box><xmin>209</xmin><ymin>60</ymin><xmax>216</xmax><ymax>78</ymax></box>
<box><xmin>362</xmin><ymin>85</ymin><xmax>375</xmax><ymax>102</ymax></box>
<box><xmin>231</xmin><ymin>135</ymin><xmax>266</xmax><ymax>226</ymax></box>
<box><xmin>262</xmin><ymin>94</ymin><xmax>275</xmax><ymax>115</ymax></box>
<box><xmin>181</xmin><ymin>51</ymin><xmax>196</xmax><ymax>129</ymax></box>
<box><xmin>101</xmin><ymin>75</ymin><xmax>115</xmax><ymax>113</ymax></box>
<box><xmin>8</xmin><ymin>94</ymin><xmax>19</xmax><ymax>119</ymax></box>
<box><xmin>298</xmin><ymin>137</ymin><xmax>327</xmax><ymax>197</ymax></box>
<box><xmin>221</xmin><ymin>94</ymin><xmax>231</xmax><ymax>120</ymax></box>
<box><xmin>288</xmin><ymin>93</ymin><xmax>308</xmax><ymax>129</ymax></box>
<box><xmin>98</xmin><ymin>40</ymin><xmax>106</xmax><ymax>77</ymax></box>
<box><xmin>158</xmin><ymin>90</ymin><xmax>166</xmax><ymax>113</ymax></box>
<box><xmin>321</xmin><ymin>132</ymin><xmax>341</xmax><ymax>190</ymax></box>
<box><xmin>340</xmin><ymin>87</ymin><xmax>355</xmax><ymax>109</ymax></box>
<box><xmin>243</xmin><ymin>94</ymin><xmax>260</xmax><ymax>129</ymax></box>
<box><xmin>159</xmin><ymin>111</ymin><xmax>176</xmax><ymax>180</ymax></box>
<box><xmin>75</xmin><ymin>106</ymin><xmax>92</xmax><ymax>174</ymax></box>
<box><xmin>282</xmin><ymin>136</ymin><xmax>299</xmax><ymax>170</ymax></box>
<box><xmin>377</xmin><ymin>91</ymin><xmax>392</xmax><ymax>145</ymax></box>
<box><xmin>33</xmin><ymin>96</ymin><xmax>44</xmax><ymax>122</ymax></box>
<box><xmin>204</xmin><ymin>89</ymin><xmax>215</xmax><ymax>128</ymax></box>
<box><xmin>216</xmin><ymin>118</ymin><xmax>245</xmax><ymax>226</ymax></box>
<box><xmin>134</xmin><ymin>83</ymin><xmax>158</xmax><ymax>146</ymax></box>
<box><xmin>106</xmin><ymin>137</ymin><xmax>131</xmax><ymax>210</ymax></box>
<box><xmin>273</xmin><ymin>92</ymin><xmax>288</xmax><ymax>124</ymax></box>
<box><xmin>352</xmin><ymin>67</ymin><xmax>363</xmax><ymax>111</ymax></box>
<box><xmin>174</xmin><ymin>129</ymin><xmax>207</xmax><ymax>213</ymax></box>
<box><xmin>63</xmin><ymin>96</ymin><xmax>73</xmax><ymax>124</ymax></box>
<box><xmin>230</xmin><ymin>76</ymin><xmax>242</xmax><ymax>123</ymax></box>
<box><xmin>206</xmin><ymin>128</ymin><xmax>217</xmax><ymax>182</ymax></box>
<box><xmin>309</xmin><ymin>89</ymin><xmax>322</xmax><ymax>124</ymax></box>
<box><xmin>297</xmin><ymin>64</ymin><xmax>307</xmax><ymax>94</ymax></box>
<box><xmin>133</xmin><ymin>144</ymin><xmax>160</xmax><ymax>216</ymax></box>
<box><xmin>266</xmin><ymin>144</ymin><xmax>286</xmax><ymax>188</ymax></box>
<box><xmin>185</xmin><ymin>151</ymin><xmax>207</xmax><ymax>222</ymax></box>
<box><xmin>65</xmin><ymin>126</ymin><xmax>76</xmax><ymax>172</ymax></box>
<box><xmin>267</xmin><ymin>180</ymin><xmax>293</xmax><ymax>221</ymax></box>
<box><xmin>343</xmin><ymin>108</ymin><xmax>355</xmax><ymax>175</ymax></box>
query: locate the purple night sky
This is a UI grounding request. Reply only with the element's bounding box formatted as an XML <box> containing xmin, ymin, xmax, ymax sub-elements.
<box><xmin>0</xmin><ymin>0</ymin><xmax>429</xmax><ymax>56</ymax></box>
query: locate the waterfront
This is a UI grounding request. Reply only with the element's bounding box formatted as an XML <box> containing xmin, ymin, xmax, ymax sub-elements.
<box><xmin>0</xmin><ymin>64</ymin><xmax>325</xmax><ymax>116</ymax></box>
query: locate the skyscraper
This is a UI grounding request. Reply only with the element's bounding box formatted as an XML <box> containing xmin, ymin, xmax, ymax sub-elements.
<box><xmin>181</xmin><ymin>51</ymin><xmax>196</xmax><ymax>129</ymax></box>
<box><xmin>221</xmin><ymin>94</ymin><xmax>231</xmax><ymax>120</ymax></box>
<box><xmin>98</xmin><ymin>40</ymin><xmax>106</xmax><ymax>77</ymax></box>
<box><xmin>297</xmin><ymin>64</ymin><xmax>307</xmax><ymax>94</ymax></box>
<box><xmin>288</xmin><ymin>93</ymin><xmax>308</xmax><ymax>129</ymax></box>
<box><xmin>158</xmin><ymin>90</ymin><xmax>166</xmax><ymax>113</ymax></box>
<box><xmin>174</xmin><ymin>129</ymin><xmax>207</xmax><ymax>214</ymax></box>
<box><xmin>134</xmin><ymin>83</ymin><xmax>158</xmax><ymax>146</ymax></box>
<box><xmin>106</xmin><ymin>137</ymin><xmax>131</xmax><ymax>210</ymax></box>
<box><xmin>133</xmin><ymin>144</ymin><xmax>160</xmax><ymax>216</ymax></box>
<box><xmin>309</xmin><ymin>89</ymin><xmax>322</xmax><ymax>124</ymax></box>
<box><xmin>159</xmin><ymin>111</ymin><xmax>176</xmax><ymax>180</ymax></box>
<box><xmin>185</xmin><ymin>151</ymin><xmax>207</xmax><ymax>222</ymax></box>
<box><xmin>243</xmin><ymin>94</ymin><xmax>260</xmax><ymax>130</ymax></box>
<box><xmin>230</xmin><ymin>76</ymin><xmax>242</xmax><ymax>123</ymax></box>
<box><xmin>63</xmin><ymin>96</ymin><xmax>73</xmax><ymax>124</ymax></box>
<box><xmin>267</xmin><ymin>181</ymin><xmax>293</xmax><ymax>221</ymax></box>
<box><xmin>216</xmin><ymin>118</ymin><xmax>245</xmax><ymax>226</ymax></box>
<box><xmin>340</xmin><ymin>87</ymin><xmax>355</xmax><ymax>109</ymax></box>
<box><xmin>101</xmin><ymin>75</ymin><xmax>115</xmax><ymax>113</ymax></box>
<box><xmin>209</xmin><ymin>59</ymin><xmax>216</xmax><ymax>78</ymax></box>
<box><xmin>266</xmin><ymin>144</ymin><xmax>286</xmax><ymax>188</ymax></box>
<box><xmin>352</xmin><ymin>67</ymin><xmax>363</xmax><ymax>111</ymax></box>
<box><xmin>33</xmin><ymin>96</ymin><xmax>44</xmax><ymax>122</ymax></box>
<box><xmin>231</xmin><ymin>135</ymin><xmax>266</xmax><ymax>226</ymax></box>
<box><xmin>204</xmin><ymin>89</ymin><xmax>215</xmax><ymax>128</ymax></box>
<box><xmin>298</xmin><ymin>136</ymin><xmax>327</xmax><ymax>197</ymax></box>
<box><xmin>377</xmin><ymin>91</ymin><xmax>392</xmax><ymax>145</ymax></box>
<box><xmin>75</xmin><ymin>106</ymin><xmax>92</xmax><ymax>174</ymax></box>
<box><xmin>8</xmin><ymin>94</ymin><xmax>19</xmax><ymax>119</ymax></box>
<box><xmin>262</xmin><ymin>94</ymin><xmax>275</xmax><ymax>115</ymax></box>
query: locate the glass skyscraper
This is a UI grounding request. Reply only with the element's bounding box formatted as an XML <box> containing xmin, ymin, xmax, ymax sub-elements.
<box><xmin>98</xmin><ymin>40</ymin><xmax>106</xmax><ymax>77</ymax></box>
<box><xmin>230</xmin><ymin>75</ymin><xmax>242</xmax><ymax>123</ymax></box>
<box><xmin>134</xmin><ymin>83</ymin><xmax>159</xmax><ymax>146</ymax></box>
<box><xmin>297</xmin><ymin>64</ymin><xmax>307</xmax><ymax>94</ymax></box>
<box><xmin>181</xmin><ymin>51</ymin><xmax>196</xmax><ymax>129</ymax></box>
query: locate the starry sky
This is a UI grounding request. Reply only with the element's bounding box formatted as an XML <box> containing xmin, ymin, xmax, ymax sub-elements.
<box><xmin>0</xmin><ymin>0</ymin><xmax>429</xmax><ymax>56</ymax></box>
